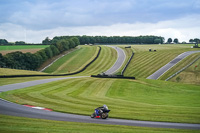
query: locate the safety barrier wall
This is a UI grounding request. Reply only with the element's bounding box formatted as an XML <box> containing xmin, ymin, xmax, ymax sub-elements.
<box><xmin>121</xmin><ymin>52</ymin><xmax>134</xmax><ymax>75</ymax></box>
<box><xmin>91</xmin><ymin>75</ymin><xmax>135</xmax><ymax>79</ymax></box>
<box><xmin>0</xmin><ymin>46</ymin><xmax>101</xmax><ymax>78</ymax></box>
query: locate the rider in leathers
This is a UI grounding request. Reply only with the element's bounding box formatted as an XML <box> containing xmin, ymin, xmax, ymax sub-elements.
<box><xmin>95</xmin><ymin>105</ymin><xmax>108</xmax><ymax>116</ymax></box>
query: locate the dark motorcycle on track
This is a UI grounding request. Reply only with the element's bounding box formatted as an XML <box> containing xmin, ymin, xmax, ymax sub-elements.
<box><xmin>91</xmin><ymin>105</ymin><xmax>110</xmax><ymax>119</ymax></box>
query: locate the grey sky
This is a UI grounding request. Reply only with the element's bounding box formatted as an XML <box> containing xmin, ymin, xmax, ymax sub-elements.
<box><xmin>0</xmin><ymin>0</ymin><xmax>199</xmax><ymax>43</ymax></box>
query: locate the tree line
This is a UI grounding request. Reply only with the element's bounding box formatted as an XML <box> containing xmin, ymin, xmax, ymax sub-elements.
<box><xmin>42</xmin><ymin>35</ymin><xmax>165</xmax><ymax>45</ymax></box>
<box><xmin>166</xmin><ymin>38</ymin><xmax>200</xmax><ymax>44</ymax></box>
<box><xmin>0</xmin><ymin>37</ymin><xmax>80</xmax><ymax>71</ymax></box>
<box><xmin>0</xmin><ymin>39</ymin><xmax>43</xmax><ymax>45</ymax></box>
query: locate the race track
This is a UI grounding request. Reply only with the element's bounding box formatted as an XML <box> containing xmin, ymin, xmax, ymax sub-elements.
<box><xmin>147</xmin><ymin>51</ymin><xmax>200</xmax><ymax>79</ymax></box>
<box><xmin>0</xmin><ymin>98</ymin><xmax>200</xmax><ymax>129</ymax></box>
<box><xmin>0</xmin><ymin>49</ymin><xmax>200</xmax><ymax>129</ymax></box>
<box><xmin>104</xmin><ymin>46</ymin><xmax>126</xmax><ymax>75</ymax></box>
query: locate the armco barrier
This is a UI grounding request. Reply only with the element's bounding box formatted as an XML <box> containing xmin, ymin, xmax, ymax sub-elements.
<box><xmin>165</xmin><ymin>56</ymin><xmax>200</xmax><ymax>81</ymax></box>
<box><xmin>121</xmin><ymin>52</ymin><xmax>134</xmax><ymax>75</ymax></box>
<box><xmin>91</xmin><ymin>75</ymin><xmax>135</xmax><ymax>79</ymax></box>
<box><xmin>0</xmin><ymin>46</ymin><xmax>101</xmax><ymax>78</ymax></box>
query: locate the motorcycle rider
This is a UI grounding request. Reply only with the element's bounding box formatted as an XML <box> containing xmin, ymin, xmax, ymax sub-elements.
<box><xmin>95</xmin><ymin>104</ymin><xmax>108</xmax><ymax>116</ymax></box>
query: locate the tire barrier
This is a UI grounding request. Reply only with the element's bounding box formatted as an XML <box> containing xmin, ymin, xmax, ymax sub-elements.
<box><xmin>121</xmin><ymin>52</ymin><xmax>134</xmax><ymax>75</ymax></box>
<box><xmin>91</xmin><ymin>75</ymin><xmax>135</xmax><ymax>79</ymax></box>
<box><xmin>0</xmin><ymin>46</ymin><xmax>101</xmax><ymax>78</ymax></box>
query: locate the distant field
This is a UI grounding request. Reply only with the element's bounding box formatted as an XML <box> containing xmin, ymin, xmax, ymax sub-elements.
<box><xmin>123</xmin><ymin>44</ymin><xmax>199</xmax><ymax>79</ymax></box>
<box><xmin>1</xmin><ymin>77</ymin><xmax>199</xmax><ymax>124</ymax></box>
<box><xmin>0</xmin><ymin>45</ymin><xmax>49</xmax><ymax>55</ymax></box>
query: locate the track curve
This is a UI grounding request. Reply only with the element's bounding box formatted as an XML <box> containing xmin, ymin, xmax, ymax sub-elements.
<box><xmin>1</xmin><ymin>49</ymin><xmax>200</xmax><ymax>129</ymax></box>
<box><xmin>104</xmin><ymin>46</ymin><xmax>126</xmax><ymax>75</ymax></box>
<box><xmin>0</xmin><ymin>98</ymin><xmax>200</xmax><ymax>129</ymax></box>
<box><xmin>147</xmin><ymin>51</ymin><xmax>200</xmax><ymax>79</ymax></box>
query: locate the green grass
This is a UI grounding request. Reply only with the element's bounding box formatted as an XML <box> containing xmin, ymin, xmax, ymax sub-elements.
<box><xmin>43</xmin><ymin>45</ymin><xmax>118</xmax><ymax>75</ymax></box>
<box><xmin>116</xmin><ymin>46</ymin><xmax>133</xmax><ymax>75</ymax></box>
<box><xmin>168</xmin><ymin>54</ymin><xmax>200</xmax><ymax>84</ymax></box>
<box><xmin>0</xmin><ymin>68</ymin><xmax>46</xmax><ymax>76</ymax></box>
<box><xmin>43</xmin><ymin>46</ymin><xmax>99</xmax><ymax>74</ymax></box>
<box><xmin>0</xmin><ymin>45</ymin><xmax>117</xmax><ymax>86</ymax></box>
<box><xmin>159</xmin><ymin>53</ymin><xmax>200</xmax><ymax>80</ymax></box>
<box><xmin>77</xmin><ymin>45</ymin><xmax>118</xmax><ymax>76</ymax></box>
<box><xmin>0</xmin><ymin>115</ymin><xmax>195</xmax><ymax>133</ymax></box>
<box><xmin>1</xmin><ymin>77</ymin><xmax>199</xmax><ymax>124</ymax></box>
<box><xmin>0</xmin><ymin>76</ymin><xmax>66</xmax><ymax>86</ymax></box>
<box><xmin>124</xmin><ymin>44</ymin><xmax>199</xmax><ymax>78</ymax></box>
<box><xmin>0</xmin><ymin>45</ymin><xmax>49</xmax><ymax>51</ymax></box>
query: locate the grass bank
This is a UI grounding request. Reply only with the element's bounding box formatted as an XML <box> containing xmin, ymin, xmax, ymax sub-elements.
<box><xmin>0</xmin><ymin>115</ymin><xmax>195</xmax><ymax>133</ymax></box>
<box><xmin>168</xmin><ymin>54</ymin><xmax>200</xmax><ymax>84</ymax></box>
<box><xmin>1</xmin><ymin>77</ymin><xmax>199</xmax><ymax>124</ymax></box>
<box><xmin>0</xmin><ymin>68</ymin><xmax>46</xmax><ymax>76</ymax></box>
<box><xmin>77</xmin><ymin>45</ymin><xmax>118</xmax><ymax>76</ymax></box>
<box><xmin>124</xmin><ymin>44</ymin><xmax>199</xmax><ymax>79</ymax></box>
<box><xmin>43</xmin><ymin>45</ymin><xmax>98</xmax><ymax>74</ymax></box>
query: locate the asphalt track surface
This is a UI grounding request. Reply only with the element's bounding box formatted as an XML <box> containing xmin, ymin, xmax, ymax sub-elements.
<box><xmin>1</xmin><ymin>98</ymin><xmax>200</xmax><ymax>129</ymax></box>
<box><xmin>0</xmin><ymin>50</ymin><xmax>200</xmax><ymax>129</ymax></box>
<box><xmin>104</xmin><ymin>46</ymin><xmax>126</xmax><ymax>75</ymax></box>
<box><xmin>147</xmin><ymin>51</ymin><xmax>200</xmax><ymax>79</ymax></box>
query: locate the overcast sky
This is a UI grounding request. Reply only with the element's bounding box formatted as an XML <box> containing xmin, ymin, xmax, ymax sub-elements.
<box><xmin>0</xmin><ymin>0</ymin><xmax>199</xmax><ymax>43</ymax></box>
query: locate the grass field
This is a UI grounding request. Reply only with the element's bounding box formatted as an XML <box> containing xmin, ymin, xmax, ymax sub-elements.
<box><xmin>77</xmin><ymin>45</ymin><xmax>117</xmax><ymax>76</ymax></box>
<box><xmin>0</xmin><ymin>115</ymin><xmax>195</xmax><ymax>133</ymax></box>
<box><xmin>123</xmin><ymin>44</ymin><xmax>200</xmax><ymax>79</ymax></box>
<box><xmin>1</xmin><ymin>77</ymin><xmax>199</xmax><ymax>124</ymax></box>
<box><xmin>169</xmin><ymin>55</ymin><xmax>200</xmax><ymax>84</ymax></box>
<box><xmin>0</xmin><ymin>44</ymin><xmax>200</xmax><ymax>132</ymax></box>
<box><xmin>0</xmin><ymin>45</ymin><xmax>49</xmax><ymax>51</ymax></box>
<box><xmin>0</xmin><ymin>45</ymin><xmax>49</xmax><ymax>55</ymax></box>
<box><xmin>43</xmin><ymin>45</ymin><xmax>118</xmax><ymax>75</ymax></box>
<box><xmin>43</xmin><ymin>45</ymin><xmax>98</xmax><ymax>74</ymax></box>
<box><xmin>0</xmin><ymin>68</ymin><xmax>46</xmax><ymax>76</ymax></box>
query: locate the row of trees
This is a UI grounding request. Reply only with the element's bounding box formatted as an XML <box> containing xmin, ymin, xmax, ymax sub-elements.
<box><xmin>189</xmin><ymin>38</ymin><xmax>199</xmax><ymax>43</ymax></box>
<box><xmin>0</xmin><ymin>39</ymin><xmax>43</xmax><ymax>45</ymax></box>
<box><xmin>166</xmin><ymin>38</ymin><xmax>179</xmax><ymax>44</ymax></box>
<box><xmin>42</xmin><ymin>35</ymin><xmax>165</xmax><ymax>45</ymax></box>
<box><xmin>0</xmin><ymin>37</ymin><xmax>80</xmax><ymax>70</ymax></box>
<box><xmin>167</xmin><ymin>38</ymin><xmax>200</xmax><ymax>44</ymax></box>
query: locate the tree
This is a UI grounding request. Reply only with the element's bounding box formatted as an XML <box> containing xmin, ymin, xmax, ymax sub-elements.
<box><xmin>50</xmin><ymin>45</ymin><xmax>60</xmax><ymax>56</ymax></box>
<box><xmin>167</xmin><ymin>38</ymin><xmax>172</xmax><ymax>43</ymax></box>
<box><xmin>37</xmin><ymin>50</ymin><xmax>48</xmax><ymax>62</ymax></box>
<box><xmin>194</xmin><ymin>38</ymin><xmax>199</xmax><ymax>43</ymax></box>
<box><xmin>69</xmin><ymin>39</ymin><xmax>75</xmax><ymax>48</ymax></box>
<box><xmin>71</xmin><ymin>37</ymin><xmax>80</xmax><ymax>46</ymax></box>
<box><xmin>0</xmin><ymin>53</ymin><xmax>6</xmax><ymax>67</ymax></box>
<box><xmin>42</xmin><ymin>37</ymin><xmax>51</xmax><ymax>45</ymax></box>
<box><xmin>44</xmin><ymin>47</ymin><xmax>53</xmax><ymax>58</ymax></box>
<box><xmin>174</xmin><ymin>38</ymin><xmax>179</xmax><ymax>44</ymax></box>
<box><xmin>0</xmin><ymin>39</ymin><xmax>8</xmax><ymax>45</ymax></box>
<box><xmin>55</xmin><ymin>41</ymin><xmax>64</xmax><ymax>53</ymax></box>
<box><xmin>189</xmin><ymin>39</ymin><xmax>194</xmax><ymax>43</ymax></box>
<box><xmin>154</xmin><ymin>38</ymin><xmax>161</xmax><ymax>44</ymax></box>
<box><xmin>15</xmin><ymin>41</ymin><xmax>25</xmax><ymax>45</ymax></box>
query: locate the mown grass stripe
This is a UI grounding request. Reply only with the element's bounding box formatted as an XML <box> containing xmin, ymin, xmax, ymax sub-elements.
<box><xmin>1</xmin><ymin>77</ymin><xmax>200</xmax><ymax>123</ymax></box>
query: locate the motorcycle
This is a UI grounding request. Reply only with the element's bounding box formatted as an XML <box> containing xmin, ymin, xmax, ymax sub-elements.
<box><xmin>91</xmin><ymin>105</ymin><xmax>110</xmax><ymax>119</ymax></box>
